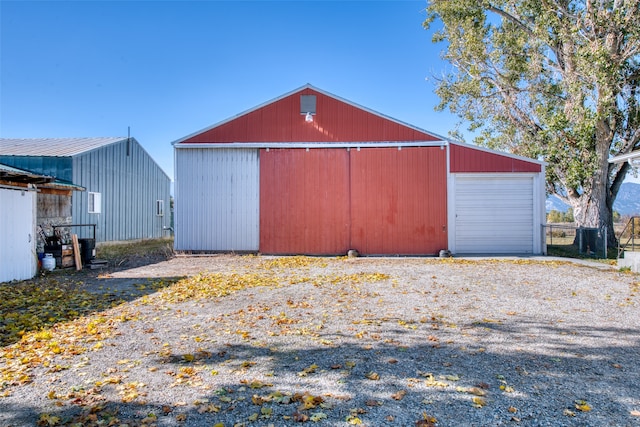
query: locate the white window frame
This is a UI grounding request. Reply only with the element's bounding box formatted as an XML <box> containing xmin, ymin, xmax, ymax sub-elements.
<box><xmin>88</xmin><ymin>192</ymin><xmax>102</xmax><ymax>214</ymax></box>
<box><xmin>156</xmin><ymin>199</ymin><xmax>164</xmax><ymax>216</ymax></box>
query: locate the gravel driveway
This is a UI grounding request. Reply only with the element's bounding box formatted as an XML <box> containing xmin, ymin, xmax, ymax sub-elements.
<box><xmin>1</xmin><ymin>255</ymin><xmax>639</xmax><ymax>426</ymax></box>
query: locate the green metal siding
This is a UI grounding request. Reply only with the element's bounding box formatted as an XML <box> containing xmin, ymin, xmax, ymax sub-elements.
<box><xmin>0</xmin><ymin>156</ymin><xmax>73</xmax><ymax>182</ymax></box>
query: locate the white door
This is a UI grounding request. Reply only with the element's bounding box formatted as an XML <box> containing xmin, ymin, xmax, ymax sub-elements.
<box><xmin>0</xmin><ymin>188</ymin><xmax>36</xmax><ymax>282</ymax></box>
<box><xmin>452</xmin><ymin>174</ymin><xmax>536</xmax><ymax>254</ymax></box>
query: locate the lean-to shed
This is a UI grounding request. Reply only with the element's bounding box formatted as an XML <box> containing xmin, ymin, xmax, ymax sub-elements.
<box><xmin>0</xmin><ymin>163</ymin><xmax>88</xmax><ymax>282</ymax></box>
<box><xmin>173</xmin><ymin>85</ymin><xmax>545</xmax><ymax>255</ymax></box>
<box><xmin>0</xmin><ymin>137</ymin><xmax>171</xmax><ymax>243</ymax></box>
<box><xmin>0</xmin><ymin>164</ymin><xmax>44</xmax><ymax>282</ymax></box>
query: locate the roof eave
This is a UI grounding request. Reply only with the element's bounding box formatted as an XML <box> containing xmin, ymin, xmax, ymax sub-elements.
<box><xmin>448</xmin><ymin>140</ymin><xmax>547</xmax><ymax>166</ymax></box>
<box><xmin>174</xmin><ymin>141</ymin><xmax>447</xmax><ymax>149</ymax></box>
<box><xmin>609</xmin><ymin>150</ymin><xmax>640</xmax><ymax>164</ymax></box>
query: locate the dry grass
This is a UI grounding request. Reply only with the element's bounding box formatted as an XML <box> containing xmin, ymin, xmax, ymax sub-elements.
<box><xmin>96</xmin><ymin>238</ymin><xmax>174</xmax><ymax>266</ymax></box>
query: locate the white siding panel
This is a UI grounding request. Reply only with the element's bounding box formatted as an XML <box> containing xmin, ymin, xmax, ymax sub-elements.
<box><xmin>0</xmin><ymin>188</ymin><xmax>37</xmax><ymax>282</ymax></box>
<box><xmin>175</xmin><ymin>148</ymin><xmax>259</xmax><ymax>251</ymax></box>
<box><xmin>453</xmin><ymin>175</ymin><xmax>535</xmax><ymax>254</ymax></box>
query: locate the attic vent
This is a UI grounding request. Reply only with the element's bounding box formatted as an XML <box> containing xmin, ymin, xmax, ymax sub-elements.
<box><xmin>300</xmin><ymin>95</ymin><xmax>316</xmax><ymax>115</ymax></box>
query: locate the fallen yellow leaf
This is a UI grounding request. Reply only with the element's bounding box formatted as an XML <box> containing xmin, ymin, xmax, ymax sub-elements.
<box><xmin>575</xmin><ymin>400</ymin><xmax>592</xmax><ymax>412</ymax></box>
<box><xmin>472</xmin><ymin>396</ymin><xmax>487</xmax><ymax>407</ymax></box>
<box><xmin>365</xmin><ymin>371</ymin><xmax>380</xmax><ymax>380</ymax></box>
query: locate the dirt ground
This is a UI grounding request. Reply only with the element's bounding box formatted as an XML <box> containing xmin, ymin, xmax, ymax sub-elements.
<box><xmin>2</xmin><ymin>252</ymin><xmax>640</xmax><ymax>426</ymax></box>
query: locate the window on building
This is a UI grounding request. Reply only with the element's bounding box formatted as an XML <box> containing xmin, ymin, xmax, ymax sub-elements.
<box><xmin>300</xmin><ymin>95</ymin><xmax>316</xmax><ymax>115</ymax></box>
<box><xmin>88</xmin><ymin>192</ymin><xmax>101</xmax><ymax>214</ymax></box>
<box><xmin>156</xmin><ymin>200</ymin><xmax>164</xmax><ymax>216</ymax></box>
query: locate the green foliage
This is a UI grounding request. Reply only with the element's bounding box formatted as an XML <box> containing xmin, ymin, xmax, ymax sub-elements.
<box><xmin>565</xmin><ymin>207</ymin><xmax>574</xmax><ymax>223</ymax></box>
<box><xmin>613</xmin><ymin>211</ymin><xmax>621</xmax><ymax>223</ymax></box>
<box><xmin>547</xmin><ymin>208</ymin><xmax>574</xmax><ymax>223</ymax></box>
<box><xmin>547</xmin><ymin>210</ymin><xmax>562</xmax><ymax>223</ymax></box>
<box><xmin>425</xmin><ymin>0</ymin><xmax>640</xmax><ymax>241</ymax></box>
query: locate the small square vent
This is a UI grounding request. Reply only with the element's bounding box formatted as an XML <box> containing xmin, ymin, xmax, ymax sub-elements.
<box><xmin>300</xmin><ymin>95</ymin><xmax>316</xmax><ymax>115</ymax></box>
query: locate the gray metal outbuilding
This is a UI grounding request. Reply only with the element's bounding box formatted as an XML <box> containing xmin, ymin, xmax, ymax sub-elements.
<box><xmin>0</xmin><ymin>137</ymin><xmax>171</xmax><ymax>243</ymax></box>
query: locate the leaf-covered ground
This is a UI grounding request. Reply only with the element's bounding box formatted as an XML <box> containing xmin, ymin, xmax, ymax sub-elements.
<box><xmin>1</xmin><ymin>255</ymin><xmax>639</xmax><ymax>426</ymax></box>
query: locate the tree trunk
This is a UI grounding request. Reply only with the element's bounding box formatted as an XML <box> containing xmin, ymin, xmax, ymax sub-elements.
<box><xmin>570</xmin><ymin>148</ymin><xmax>617</xmax><ymax>251</ymax></box>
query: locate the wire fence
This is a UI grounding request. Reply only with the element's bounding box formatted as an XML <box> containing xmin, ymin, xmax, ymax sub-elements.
<box><xmin>617</xmin><ymin>216</ymin><xmax>640</xmax><ymax>257</ymax></box>
<box><xmin>543</xmin><ymin>224</ymin><xmax>608</xmax><ymax>259</ymax></box>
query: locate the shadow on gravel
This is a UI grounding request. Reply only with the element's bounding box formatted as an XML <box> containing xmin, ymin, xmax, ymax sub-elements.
<box><xmin>0</xmin><ymin>272</ymin><xmax>181</xmax><ymax>347</ymax></box>
<box><xmin>2</xmin><ymin>323</ymin><xmax>639</xmax><ymax>426</ymax></box>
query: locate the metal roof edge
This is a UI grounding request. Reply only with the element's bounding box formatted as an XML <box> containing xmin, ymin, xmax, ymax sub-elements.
<box><xmin>172</xmin><ymin>84</ymin><xmax>449</xmax><ymax>145</ymax></box>
<box><xmin>41</xmin><ymin>180</ymin><xmax>86</xmax><ymax>192</ymax></box>
<box><xmin>0</xmin><ymin>137</ymin><xmax>128</xmax><ymax>157</ymax></box>
<box><xmin>175</xmin><ymin>141</ymin><xmax>447</xmax><ymax>149</ymax></box>
<box><xmin>73</xmin><ymin>137</ymin><xmax>171</xmax><ymax>181</ymax></box>
<box><xmin>609</xmin><ymin>150</ymin><xmax>640</xmax><ymax>164</ymax></box>
<box><xmin>171</xmin><ymin>84</ymin><xmax>314</xmax><ymax>146</ymax></box>
<box><xmin>304</xmin><ymin>84</ymin><xmax>449</xmax><ymax>142</ymax></box>
<box><xmin>448</xmin><ymin>140</ymin><xmax>547</xmax><ymax>166</ymax></box>
<box><xmin>71</xmin><ymin>137</ymin><xmax>129</xmax><ymax>157</ymax></box>
<box><xmin>128</xmin><ymin>137</ymin><xmax>172</xmax><ymax>182</ymax></box>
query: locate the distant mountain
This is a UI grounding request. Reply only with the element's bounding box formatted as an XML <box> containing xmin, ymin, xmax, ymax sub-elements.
<box><xmin>546</xmin><ymin>182</ymin><xmax>640</xmax><ymax>216</ymax></box>
<box><xmin>546</xmin><ymin>196</ymin><xmax>570</xmax><ymax>213</ymax></box>
<box><xmin>613</xmin><ymin>182</ymin><xmax>640</xmax><ymax>215</ymax></box>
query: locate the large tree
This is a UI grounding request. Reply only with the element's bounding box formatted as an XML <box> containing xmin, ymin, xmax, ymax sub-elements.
<box><xmin>424</xmin><ymin>0</ymin><xmax>640</xmax><ymax>246</ymax></box>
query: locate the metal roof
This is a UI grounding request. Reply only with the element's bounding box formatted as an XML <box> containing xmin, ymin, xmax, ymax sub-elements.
<box><xmin>41</xmin><ymin>179</ymin><xmax>86</xmax><ymax>192</ymax></box>
<box><xmin>609</xmin><ymin>150</ymin><xmax>640</xmax><ymax>164</ymax></box>
<box><xmin>0</xmin><ymin>137</ymin><xmax>127</xmax><ymax>157</ymax></box>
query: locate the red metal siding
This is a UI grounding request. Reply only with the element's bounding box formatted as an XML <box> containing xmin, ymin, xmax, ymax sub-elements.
<box><xmin>450</xmin><ymin>144</ymin><xmax>541</xmax><ymax>173</ymax></box>
<box><xmin>184</xmin><ymin>88</ymin><xmax>440</xmax><ymax>143</ymax></box>
<box><xmin>350</xmin><ymin>147</ymin><xmax>448</xmax><ymax>255</ymax></box>
<box><xmin>260</xmin><ymin>147</ymin><xmax>447</xmax><ymax>255</ymax></box>
<box><xmin>259</xmin><ymin>149</ymin><xmax>350</xmax><ymax>255</ymax></box>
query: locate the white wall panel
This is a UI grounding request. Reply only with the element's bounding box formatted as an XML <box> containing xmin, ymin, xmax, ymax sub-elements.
<box><xmin>451</xmin><ymin>174</ymin><xmax>538</xmax><ymax>254</ymax></box>
<box><xmin>0</xmin><ymin>188</ymin><xmax>37</xmax><ymax>282</ymax></box>
<box><xmin>174</xmin><ymin>148</ymin><xmax>259</xmax><ymax>251</ymax></box>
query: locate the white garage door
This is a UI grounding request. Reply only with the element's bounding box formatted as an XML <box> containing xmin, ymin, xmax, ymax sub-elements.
<box><xmin>454</xmin><ymin>175</ymin><xmax>535</xmax><ymax>254</ymax></box>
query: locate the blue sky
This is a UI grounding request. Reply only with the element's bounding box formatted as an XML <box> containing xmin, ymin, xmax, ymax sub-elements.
<box><xmin>1</xmin><ymin>0</ymin><xmax>637</xmax><ymax>184</ymax></box>
<box><xmin>1</xmin><ymin>0</ymin><xmax>460</xmax><ymax>181</ymax></box>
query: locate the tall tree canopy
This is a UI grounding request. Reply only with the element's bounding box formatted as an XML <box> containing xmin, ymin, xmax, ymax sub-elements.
<box><xmin>424</xmin><ymin>0</ymin><xmax>640</xmax><ymax>246</ymax></box>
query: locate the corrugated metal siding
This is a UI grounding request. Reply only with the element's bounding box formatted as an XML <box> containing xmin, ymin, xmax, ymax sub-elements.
<box><xmin>259</xmin><ymin>149</ymin><xmax>350</xmax><ymax>254</ymax></box>
<box><xmin>350</xmin><ymin>147</ymin><xmax>448</xmax><ymax>255</ymax></box>
<box><xmin>174</xmin><ymin>148</ymin><xmax>259</xmax><ymax>251</ymax></box>
<box><xmin>0</xmin><ymin>188</ymin><xmax>37</xmax><ymax>282</ymax></box>
<box><xmin>450</xmin><ymin>144</ymin><xmax>541</xmax><ymax>173</ymax></box>
<box><xmin>258</xmin><ymin>147</ymin><xmax>447</xmax><ymax>255</ymax></box>
<box><xmin>0</xmin><ymin>156</ymin><xmax>73</xmax><ymax>182</ymax></box>
<box><xmin>72</xmin><ymin>138</ymin><xmax>171</xmax><ymax>242</ymax></box>
<box><xmin>183</xmin><ymin>88</ymin><xmax>440</xmax><ymax>143</ymax></box>
<box><xmin>453</xmin><ymin>175</ymin><xmax>534</xmax><ymax>254</ymax></box>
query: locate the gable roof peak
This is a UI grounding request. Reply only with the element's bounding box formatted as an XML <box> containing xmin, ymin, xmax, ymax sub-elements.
<box><xmin>172</xmin><ymin>84</ymin><xmax>447</xmax><ymax>145</ymax></box>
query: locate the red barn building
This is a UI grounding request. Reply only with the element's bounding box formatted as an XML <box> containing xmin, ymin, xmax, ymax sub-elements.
<box><xmin>173</xmin><ymin>85</ymin><xmax>545</xmax><ymax>255</ymax></box>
